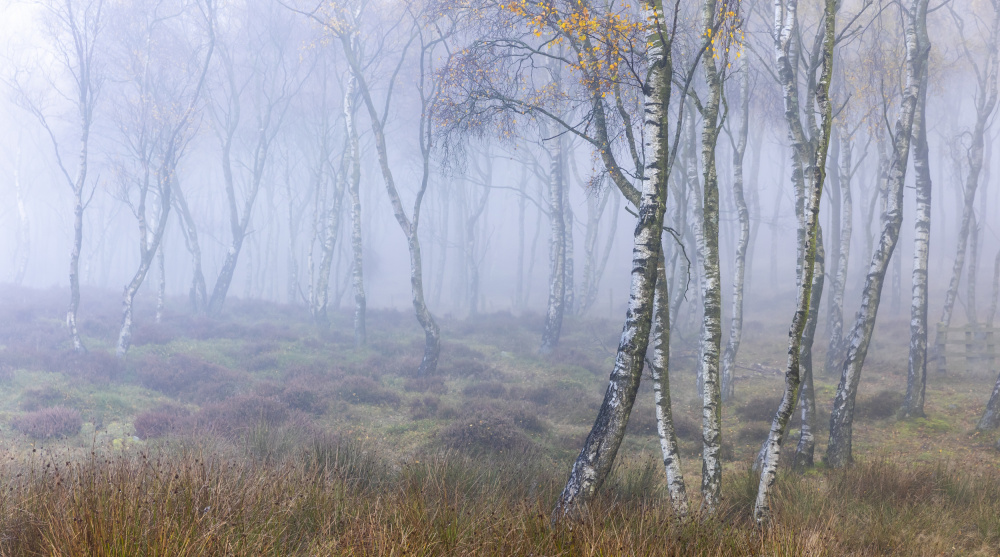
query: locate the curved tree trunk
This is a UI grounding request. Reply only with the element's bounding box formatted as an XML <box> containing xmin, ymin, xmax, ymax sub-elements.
<box><xmin>551</xmin><ymin>0</ymin><xmax>671</xmax><ymax>518</ymax></box>
<box><xmin>827</xmin><ymin>0</ymin><xmax>928</xmax><ymax>468</ymax></box>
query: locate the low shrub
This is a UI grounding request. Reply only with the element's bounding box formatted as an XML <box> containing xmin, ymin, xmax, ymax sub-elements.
<box><xmin>191</xmin><ymin>395</ymin><xmax>290</xmax><ymax>439</ymax></box>
<box><xmin>856</xmin><ymin>389</ymin><xmax>904</xmax><ymax>420</ymax></box>
<box><xmin>462</xmin><ymin>381</ymin><xmax>507</xmax><ymax>399</ymax></box>
<box><xmin>438</xmin><ymin>405</ymin><xmax>532</xmax><ymax>454</ymax></box>
<box><xmin>736</xmin><ymin>395</ymin><xmax>781</xmax><ymax>422</ymax></box>
<box><xmin>19</xmin><ymin>386</ymin><xmax>75</xmax><ymax>412</ymax></box>
<box><xmin>132</xmin><ymin>404</ymin><xmax>190</xmax><ymax>440</ymax></box>
<box><xmin>281</xmin><ymin>381</ymin><xmax>328</xmax><ymax>415</ymax></box>
<box><xmin>11</xmin><ymin>407</ymin><xmax>82</xmax><ymax>439</ymax></box>
<box><xmin>409</xmin><ymin>395</ymin><xmax>440</xmax><ymax>420</ymax></box>
<box><xmin>335</xmin><ymin>376</ymin><xmax>400</xmax><ymax>406</ymax></box>
<box><xmin>55</xmin><ymin>351</ymin><xmax>123</xmax><ymax>383</ymax></box>
<box><xmin>135</xmin><ymin>353</ymin><xmax>242</xmax><ymax>402</ymax></box>
<box><xmin>403</xmin><ymin>376</ymin><xmax>447</xmax><ymax>394</ymax></box>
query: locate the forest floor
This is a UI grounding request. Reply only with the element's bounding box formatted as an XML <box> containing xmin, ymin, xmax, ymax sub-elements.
<box><xmin>0</xmin><ymin>285</ymin><xmax>999</xmax><ymax>555</ymax></box>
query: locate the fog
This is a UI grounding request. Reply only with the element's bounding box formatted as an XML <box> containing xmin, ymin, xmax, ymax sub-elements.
<box><xmin>0</xmin><ymin>0</ymin><xmax>999</xmax><ymax>548</ymax></box>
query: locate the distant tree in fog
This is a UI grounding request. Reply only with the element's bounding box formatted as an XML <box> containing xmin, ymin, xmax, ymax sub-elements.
<box><xmin>11</xmin><ymin>0</ymin><xmax>107</xmax><ymax>353</ymax></box>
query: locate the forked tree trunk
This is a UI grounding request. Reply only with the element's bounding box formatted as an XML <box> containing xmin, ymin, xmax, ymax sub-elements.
<box><xmin>551</xmin><ymin>0</ymin><xmax>671</xmax><ymax>519</ymax></box>
<box><xmin>755</xmin><ymin>0</ymin><xmax>837</xmax><ymax>523</ymax></box>
<box><xmin>827</xmin><ymin>0</ymin><xmax>927</xmax><ymax>469</ymax></box>
<box><xmin>339</xmin><ymin>28</ymin><xmax>440</xmax><ymax>375</ymax></box>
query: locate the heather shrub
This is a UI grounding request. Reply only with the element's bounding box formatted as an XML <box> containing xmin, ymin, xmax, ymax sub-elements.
<box><xmin>403</xmin><ymin>375</ymin><xmax>447</xmax><ymax>394</ymax></box>
<box><xmin>439</xmin><ymin>401</ymin><xmax>543</xmax><ymax>454</ymax></box>
<box><xmin>736</xmin><ymin>395</ymin><xmax>781</xmax><ymax>422</ymax></box>
<box><xmin>11</xmin><ymin>407</ymin><xmax>82</xmax><ymax>439</ymax></box>
<box><xmin>409</xmin><ymin>395</ymin><xmax>440</xmax><ymax>420</ymax></box>
<box><xmin>55</xmin><ymin>350</ymin><xmax>123</xmax><ymax>383</ymax></box>
<box><xmin>19</xmin><ymin>386</ymin><xmax>75</xmax><ymax>412</ymax></box>
<box><xmin>191</xmin><ymin>395</ymin><xmax>290</xmax><ymax>439</ymax></box>
<box><xmin>439</xmin><ymin>406</ymin><xmax>531</xmax><ymax>454</ymax></box>
<box><xmin>132</xmin><ymin>404</ymin><xmax>190</xmax><ymax>440</ymax></box>
<box><xmin>439</xmin><ymin>357</ymin><xmax>505</xmax><ymax>380</ymax></box>
<box><xmin>281</xmin><ymin>381</ymin><xmax>328</xmax><ymax>415</ymax></box>
<box><xmin>856</xmin><ymin>389</ymin><xmax>904</xmax><ymax>420</ymax></box>
<box><xmin>462</xmin><ymin>381</ymin><xmax>507</xmax><ymax>399</ymax></box>
<box><xmin>130</xmin><ymin>322</ymin><xmax>178</xmax><ymax>346</ymax></box>
<box><xmin>624</xmin><ymin>406</ymin><xmax>658</xmax><ymax>436</ymax></box>
<box><xmin>737</xmin><ymin>422</ymin><xmax>772</xmax><ymax>444</ymax></box>
<box><xmin>335</xmin><ymin>376</ymin><xmax>400</xmax><ymax>406</ymax></box>
<box><xmin>135</xmin><ymin>353</ymin><xmax>242</xmax><ymax>402</ymax></box>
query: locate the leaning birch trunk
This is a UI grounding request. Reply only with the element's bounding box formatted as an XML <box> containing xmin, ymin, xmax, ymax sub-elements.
<box><xmin>903</xmin><ymin>44</ymin><xmax>932</xmax><ymax>419</ymax></box>
<box><xmin>540</xmin><ymin>124</ymin><xmax>567</xmax><ymax>353</ymax></box>
<box><xmin>652</xmin><ymin>251</ymin><xmax>688</xmax><ymax>516</ymax></box>
<box><xmin>826</xmin><ymin>0</ymin><xmax>927</xmax><ymax>469</ymax></box>
<box><xmin>754</xmin><ymin>0</ymin><xmax>837</xmax><ymax>524</ymax></box>
<box><xmin>934</xmin><ymin>5</ymin><xmax>1000</xmax><ymax>366</ymax></box>
<box><xmin>794</xmin><ymin>228</ymin><xmax>824</xmax><ymax>468</ymax></box>
<box><xmin>721</xmin><ymin>52</ymin><xmax>751</xmax><ymax>403</ymax></box>
<box><xmin>551</xmin><ymin>0</ymin><xmax>671</xmax><ymax>519</ymax></box>
<box><xmin>117</xmin><ymin>173</ymin><xmax>173</xmax><ymax>358</ymax></box>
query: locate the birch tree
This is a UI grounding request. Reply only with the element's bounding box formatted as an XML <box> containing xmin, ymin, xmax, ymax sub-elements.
<box><xmin>753</xmin><ymin>0</ymin><xmax>839</xmax><ymax>524</ymax></box>
<box><xmin>932</xmin><ymin>2</ymin><xmax>1000</xmax><ymax>371</ymax></box>
<box><xmin>13</xmin><ymin>0</ymin><xmax>107</xmax><ymax>353</ymax></box>
<box><xmin>826</xmin><ymin>0</ymin><xmax>929</xmax><ymax>468</ymax></box>
<box><xmin>111</xmin><ymin>0</ymin><xmax>215</xmax><ymax>358</ymax></box>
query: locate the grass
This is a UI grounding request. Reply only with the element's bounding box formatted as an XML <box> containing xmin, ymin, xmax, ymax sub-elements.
<box><xmin>1</xmin><ymin>285</ymin><xmax>1000</xmax><ymax>554</ymax></box>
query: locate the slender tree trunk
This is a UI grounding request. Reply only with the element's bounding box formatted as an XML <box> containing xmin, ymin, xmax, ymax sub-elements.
<box><xmin>969</xmin><ymin>214</ymin><xmax>980</xmax><ymax>325</ymax></box>
<box><xmin>903</xmin><ymin>55</ymin><xmax>932</xmax><ymax>419</ymax></box>
<box><xmin>934</xmin><ymin>5</ymin><xmax>999</xmax><ymax>366</ymax></box>
<box><xmin>347</xmin><ymin>80</ymin><xmax>366</xmax><ymax>345</ymax></box>
<box><xmin>652</xmin><ymin>251</ymin><xmax>688</xmax><ymax>516</ymax></box>
<box><xmin>697</xmin><ymin>0</ymin><xmax>725</xmax><ymax>511</ymax></box>
<box><xmin>755</xmin><ymin>0</ymin><xmax>838</xmax><ymax>523</ymax></box>
<box><xmin>721</xmin><ymin>54</ymin><xmax>751</xmax><ymax>403</ymax></box>
<box><xmin>563</xmin><ymin>167</ymin><xmax>576</xmax><ymax>315</ymax></box>
<box><xmin>11</xmin><ymin>144</ymin><xmax>30</xmax><ymax>285</ymax></box>
<box><xmin>516</xmin><ymin>168</ymin><xmax>528</xmax><ymax>310</ymax></box>
<box><xmin>826</xmin><ymin>133</ymin><xmax>853</xmax><ymax>376</ymax></box>
<box><xmin>540</xmin><ymin>129</ymin><xmax>567</xmax><ymax>353</ymax></box>
<box><xmin>156</xmin><ymin>241</ymin><xmax>166</xmax><ymax>324</ymax></box>
<box><xmin>552</xmin><ymin>0</ymin><xmax>671</xmax><ymax>518</ymax></box>
<box><xmin>795</xmin><ymin>228</ymin><xmax>824</xmax><ymax>468</ymax></box>
<box><xmin>174</xmin><ymin>185</ymin><xmax>208</xmax><ymax>313</ymax></box>
<box><xmin>827</xmin><ymin>0</ymin><xmax>928</xmax><ymax>468</ymax></box>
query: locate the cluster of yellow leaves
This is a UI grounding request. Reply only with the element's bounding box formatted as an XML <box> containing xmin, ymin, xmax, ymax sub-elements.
<box><xmin>706</xmin><ymin>2</ymin><xmax>744</xmax><ymax>67</ymax></box>
<box><xmin>500</xmin><ymin>0</ymin><xmax>642</xmax><ymax>95</ymax></box>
